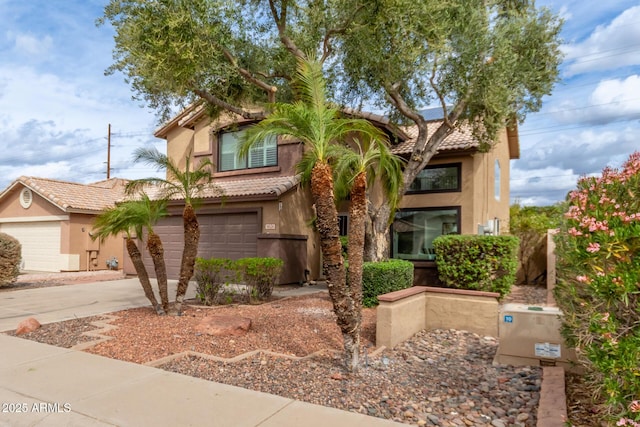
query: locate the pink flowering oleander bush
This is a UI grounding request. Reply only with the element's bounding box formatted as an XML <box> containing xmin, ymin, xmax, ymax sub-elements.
<box><xmin>554</xmin><ymin>151</ymin><xmax>640</xmax><ymax>424</ymax></box>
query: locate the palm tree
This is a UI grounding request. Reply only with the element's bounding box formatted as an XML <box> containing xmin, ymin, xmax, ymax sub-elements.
<box><xmin>137</xmin><ymin>195</ymin><xmax>171</xmax><ymax>313</ymax></box>
<box><xmin>333</xmin><ymin>138</ymin><xmax>404</xmax><ymax>364</ymax></box>
<box><xmin>127</xmin><ymin>148</ymin><xmax>217</xmax><ymax>315</ymax></box>
<box><xmin>239</xmin><ymin>56</ymin><xmax>388</xmax><ymax>371</ymax></box>
<box><xmin>92</xmin><ymin>197</ymin><xmax>168</xmax><ymax>315</ymax></box>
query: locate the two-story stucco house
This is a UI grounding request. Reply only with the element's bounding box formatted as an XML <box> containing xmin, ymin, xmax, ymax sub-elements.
<box><xmin>145</xmin><ymin>105</ymin><xmax>519</xmax><ymax>285</ymax></box>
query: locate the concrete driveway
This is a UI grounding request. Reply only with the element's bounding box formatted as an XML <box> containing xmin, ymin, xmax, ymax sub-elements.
<box><xmin>0</xmin><ymin>278</ymin><xmax>192</xmax><ymax>332</ymax></box>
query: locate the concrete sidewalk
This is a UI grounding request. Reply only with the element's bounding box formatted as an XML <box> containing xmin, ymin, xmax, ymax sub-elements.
<box><xmin>1</xmin><ymin>278</ymin><xmax>402</xmax><ymax>427</ymax></box>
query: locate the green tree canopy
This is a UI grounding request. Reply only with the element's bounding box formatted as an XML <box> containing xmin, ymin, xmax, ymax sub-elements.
<box><xmin>101</xmin><ymin>0</ymin><xmax>563</xmax><ymax>259</ymax></box>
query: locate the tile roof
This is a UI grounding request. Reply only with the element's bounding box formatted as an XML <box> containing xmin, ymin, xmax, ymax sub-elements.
<box><xmin>142</xmin><ymin>175</ymin><xmax>301</xmax><ymax>202</ymax></box>
<box><xmin>6</xmin><ymin>177</ymin><xmax>129</xmax><ymax>212</ymax></box>
<box><xmin>391</xmin><ymin>121</ymin><xmax>478</xmax><ymax>155</ymax></box>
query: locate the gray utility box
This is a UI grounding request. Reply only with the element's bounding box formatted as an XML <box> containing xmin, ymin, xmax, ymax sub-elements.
<box><xmin>494</xmin><ymin>303</ymin><xmax>578</xmax><ymax>370</ymax></box>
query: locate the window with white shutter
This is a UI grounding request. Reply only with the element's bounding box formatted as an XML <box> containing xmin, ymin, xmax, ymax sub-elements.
<box><xmin>218</xmin><ymin>128</ymin><xmax>277</xmax><ymax>172</ymax></box>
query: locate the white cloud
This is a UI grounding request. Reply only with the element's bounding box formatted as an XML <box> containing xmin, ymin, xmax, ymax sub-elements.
<box><xmin>510</xmin><ymin>165</ymin><xmax>579</xmax><ymax>206</ymax></box>
<box><xmin>550</xmin><ymin>75</ymin><xmax>640</xmax><ymax>124</ymax></box>
<box><xmin>520</xmin><ymin>125</ymin><xmax>640</xmax><ymax>174</ymax></box>
<box><xmin>590</xmin><ymin>75</ymin><xmax>640</xmax><ymax>106</ymax></box>
<box><xmin>11</xmin><ymin>31</ymin><xmax>53</xmax><ymax>57</ymax></box>
<box><xmin>563</xmin><ymin>5</ymin><xmax>640</xmax><ymax>76</ymax></box>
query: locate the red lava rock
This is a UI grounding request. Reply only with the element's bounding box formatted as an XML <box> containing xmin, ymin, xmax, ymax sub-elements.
<box><xmin>330</xmin><ymin>373</ymin><xmax>343</xmax><ymax>380</ymax></box>
<box><xmin>195</xmin><ymin>316</ymin><xmax>252</xmax><ymax>336</ymax></box>
<box><xmin>16</xmin><ymin>317</ymin><xmax>41</xmax><ymax>335</ymax></box>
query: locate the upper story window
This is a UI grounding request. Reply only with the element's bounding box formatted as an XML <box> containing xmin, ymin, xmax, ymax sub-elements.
<box><xmin>408</xmin><ymin>163</ymin><xmax>461</xmax><ymax>193</ymax></box>
<box><xmin>218</xmin><ymin>128</ymin><xmax>277</xmax><ymax>172</ymax></box>
<box><xmin>494</xmin><ymin>159</ymin><xmax>501</xmax><ymax>201</ymax></box>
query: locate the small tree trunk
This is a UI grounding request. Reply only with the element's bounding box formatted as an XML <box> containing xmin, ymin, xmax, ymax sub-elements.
<box><xmin>345</xmin><ymin>172</ymin><xmax>367</xmax><ymax>371</ymax></box>
<box><xmin>310</xmin><ymin>162</ymin><xmax>358</xmax><ymax>370</ymax></box>
<box><xmin>365</xmin><ymin>203</ymin><xmax>392</xmax><ymax>262</ymax></box>
<box><xmin>125</xmin><ymin>238</ymin><xmax>163</xmax><ymax>314</ymax></box>
<box><xmin>173</xmin><ymin>204</ymin><xmax>200</xmax><ymax>315</ymax></box>
<box><xmin>147</xmin><ymin>231</ymin><xmax>169</xmax><ymax>313</ymax></box>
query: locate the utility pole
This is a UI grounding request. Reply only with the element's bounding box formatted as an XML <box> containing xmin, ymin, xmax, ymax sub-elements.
<box><xmin>106</xmin><ymin>123</ymin><xmax>111</xmax><ymax>179</ymax></box>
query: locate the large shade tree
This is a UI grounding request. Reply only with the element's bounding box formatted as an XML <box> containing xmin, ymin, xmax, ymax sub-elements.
<box><xmin>101</xmin><ymin>0</ymin><xmax>562</xmax><ymax>260</ymax></box>
<box><xmin>92</xmin><ymin>196</ymin><xmax>168</xmax><ymax>314</ymax></box>
<box><xmin>239</xmin><ymin>57</ymin><xmax>388</xmax><ymax>370</ymax></box>
<box><xmin>127</xmin><ymin>148</ymin><xmax>218</xmax><ymax>315</ymax></box>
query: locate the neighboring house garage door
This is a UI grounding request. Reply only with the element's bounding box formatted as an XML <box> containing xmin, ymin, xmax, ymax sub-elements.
<box><xmin>145</xmin><ymin>212</ymin><xmax>259</xmax><ymax>280</ymax></box>
<box><xmin>0</xmin><ymin>222</ymin><xmax>61</xmax><ymax>272</ymax></box>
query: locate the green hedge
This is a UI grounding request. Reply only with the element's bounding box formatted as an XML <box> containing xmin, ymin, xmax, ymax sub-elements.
<box><xmin>362</xmin><ymin>259</ymin><xmax>414</xmax><ymax>307</ymax></box>
<box><xmin>433</xmin><ymin>235</ymin><xmax>519</xmax><ymax>298</ymax></box>
<box><xmin>0</xmin><ymin>232</ymin><xmax>21</xmax><ymax>287</ymax></box>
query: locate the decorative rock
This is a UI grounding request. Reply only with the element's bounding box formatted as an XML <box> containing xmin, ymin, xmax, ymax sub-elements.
<box><xmin>330</xmin><ymin>372</ymin><xmax>343</xmax><ymax>380</ymax></box>
<box><xmin>16</xmin><ymin>317</ymin><xmax>41</xmax><ymax>335</ymax></box>
<box><xmin>516</xmin><ymin>412</ymin><xmax>529</xmax><ymax>422</ymax></box>
<box><xmin>194</xmin><ymin>316</ymin><xmax>251</xmax><ymax>336</ymax></box>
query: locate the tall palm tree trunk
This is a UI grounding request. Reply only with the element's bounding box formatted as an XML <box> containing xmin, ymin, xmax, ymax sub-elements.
<box><xmin>174</xmin><ymin>204</ymin><xmax>200</xmax><ymax>315</ymax></box>
<box><xmin>345</xmin><ymin>172</ymin><xmax>367</xmax><ymax>370</ymax></box>
<box><xmin>126</xmin><ymin>238</ymin><xmax>163</xmax><ymax>314</ymax></box>
<box><xmin>146</xmin><ymin>231</ymin><xmax>169</xmax><ymax>314</ymax></box>
<box><xmin>311</xmin><ymin>162</ymin><xmax>359</xmax><ymax>369</ymax></box>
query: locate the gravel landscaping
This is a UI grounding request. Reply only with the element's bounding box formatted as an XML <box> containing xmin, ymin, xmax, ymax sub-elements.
<box><xmin>4</xmin><ymin>284</ymin><xmax>548</xmax><ymax>427</ymax></box>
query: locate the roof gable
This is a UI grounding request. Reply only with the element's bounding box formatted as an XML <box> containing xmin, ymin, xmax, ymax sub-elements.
<box><xmin>0</xmin><ymin>177</ymin><xmax>128</xmax><ymax>213</ymax></box>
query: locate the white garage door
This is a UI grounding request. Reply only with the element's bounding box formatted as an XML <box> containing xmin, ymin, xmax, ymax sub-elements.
<box><xmin>0</xmin><ymin>222</ymin><xmax>61</xmax><ymax>272</ymax></box>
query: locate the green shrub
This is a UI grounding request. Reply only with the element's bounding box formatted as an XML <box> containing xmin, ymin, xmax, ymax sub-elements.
<box><xmin>433</xmin><ymin>235</ymin><xmax>518</xmax><ymax>297</ymax></box>
<box><xmin>339</xmin><ymin>235</ymin><xmax>348</xmax><ymax>260</ymax></box>
<box><xmin>193</xmin><ymin>258</ymin><xmax>238</xmax><ymax>305</ymax></box>
<box><xmin>236</xmin><ymin>257</ymin><xmax>284</xmax><ymax>300</ymax></box>
<box><xmin>0</xmin><ymin>233</ymin><xmax>21</xmax><ymax>287</ymax></box>
<box><xmin>554</xmin><ymin>151</ymin><xmax>640</xmax><ymax>423</ymax></box>
<box><xmin>362</xmin><ymin>259</ymin><xmax>413</xmax><ymax>307</ymax></box>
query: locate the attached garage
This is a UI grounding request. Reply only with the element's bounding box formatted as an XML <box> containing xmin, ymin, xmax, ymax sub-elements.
<box><xmin>0</xmin><ymin>221</ymin><xmax>62</xmax><ymax>272</ymax></box>
<box><xmin>145</xmin><ymin>211</ymin><xmax>259</xmax><ymax>280</ymax></box>
<box><xmin>0</xmin><ymin>176</ymin><xmax>129</xmax><ymax>273</ymax></box>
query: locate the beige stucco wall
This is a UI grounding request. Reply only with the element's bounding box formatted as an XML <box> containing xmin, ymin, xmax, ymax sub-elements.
<box><xmin>68</xmin><ymin>214</ymin><xmax>126</xmax><ymax>272</ymax></box>
<box><xmin>0</xmin><ymin>187</ymin><xmax>64</xmax><ymax>218</ymax></box>
<box><xmin>470</xmin><ymin>128</ymin><xmax>512</xmax><ymax>234</ymax></box>
<box><xmin>425</xmin><ymin>293</ymin><xmax>499</xmax><ymax>337</ymax></box>
<box><xmin>376</xmin><ymin>287</ymin><xmax>500</xmax><ymax>348</ymax></box>
<box><xmin>165</xmin><ymin>125</ymin><xmax>195</xmax><ymax>172</ymax></box>
<box><xmin>377</xmin><ymin>292</ymin><xmax>427</xmax><ymax>348</ymax></box>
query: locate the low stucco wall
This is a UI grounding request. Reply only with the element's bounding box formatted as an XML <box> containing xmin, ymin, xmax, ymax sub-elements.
<box><xmin>376</xmin><ymin>286</ymin><xmax>500</xmax><ymax>348</ymax></box>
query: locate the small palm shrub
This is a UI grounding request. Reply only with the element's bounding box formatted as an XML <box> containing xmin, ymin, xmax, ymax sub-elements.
<box><xmin>0</xmin><ymin>233</ymin><xmax>21</xmax><ymax>287</ymax></box>
<box><xmin>554</xmin><ymin>151</ymin><xmax>640</xmax><ymax>423</ymax></box>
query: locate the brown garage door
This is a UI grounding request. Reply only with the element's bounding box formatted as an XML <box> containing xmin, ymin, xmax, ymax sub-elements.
<box><xmin>144</xmin><ymin>212</ymin><xmax>258</xmax><ymax>280</ymax></box>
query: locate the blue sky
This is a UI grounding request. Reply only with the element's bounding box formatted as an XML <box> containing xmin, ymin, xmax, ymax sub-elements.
<box><xmin>1</xmin><ymin>1</ymin><xmax>639</xmax><ymax>206</ymax></box>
